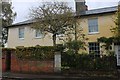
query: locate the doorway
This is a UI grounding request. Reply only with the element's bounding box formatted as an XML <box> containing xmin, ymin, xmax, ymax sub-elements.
<box><xmin>5</xmin><ymin>50</ymin><xmax>11</xmax><ymax>72</ymax></box>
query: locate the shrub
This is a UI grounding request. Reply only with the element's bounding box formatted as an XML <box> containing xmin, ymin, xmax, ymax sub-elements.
<box><xmin>2</xmin><ymin>48</ymin><xmax>15</xmax><ymax>57</ymax></box>
<box><xmin>15</xmin><ymin>46</ymin><xmax>54</xmax><ymax>60</ymax></box>
<box><xmin>62</xmin><ymin>53</ymin><xmax>117</xmax><ymax>70</ymax></box>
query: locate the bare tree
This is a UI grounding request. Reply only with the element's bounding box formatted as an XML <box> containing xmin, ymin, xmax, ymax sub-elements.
<box><xmin>29</xmin><ymin>2</ymin><xmax>76</xmax><ymax>46</ymax></box>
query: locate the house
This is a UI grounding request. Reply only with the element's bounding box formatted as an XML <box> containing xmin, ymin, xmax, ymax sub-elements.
<box><xmin>7</xmin><ymin>1</ymin><xmax>119</xmax><ymax>55</ymax></box>
<box><xmin>7</xmin><ymin>20</ymin><xmax>58</xmax><ymax>47</ymax></box>
<box><xmin>79</xmin><ymin>6</ymin><xmax>117</xmax><ymax>55</ymax></box>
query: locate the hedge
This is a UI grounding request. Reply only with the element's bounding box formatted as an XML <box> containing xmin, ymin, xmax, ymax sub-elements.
<box><xmin>15</xmin><ymin>46</ymin><xmax>55</xmax><ymax>60</ymax></box>
<box><xmin>2</xmin><ymin>47</ymin><xmax>117</xmax><ymax>70</ymax></box>
<box><xmin>2</xmin><ymin>48</ymin><xmax>15</xmax><ymax>52</ymax></box>
<box><xmin>62</xmin><ymin>53</ymin><xmax>117</xmax><ymax>70</ymax></box>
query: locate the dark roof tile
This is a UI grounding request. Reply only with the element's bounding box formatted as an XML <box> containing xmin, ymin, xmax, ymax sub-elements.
<box><xmin>81</xmin><ymin>6</ymin><xmax>117</xmax><ymax>16</ymax></box>
<box><xmin>9</xmin><ymin>6</ymin><xmax>118</xmax><ymax>27</ymax></box>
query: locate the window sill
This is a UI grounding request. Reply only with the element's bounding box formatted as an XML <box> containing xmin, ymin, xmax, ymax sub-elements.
<box><xmin>88</xmin><ymin>32</ymin><xmax>99</xmax><ymax>35</ymax></box>
<box><xmin>34</xmin><ymin>37</ymin><xmax>43</xmax><ymax>39</ymax></box>
<box><xmin>19</xmin><ymin>38</ymin><xmax>24</xmax><ymax>40</ymax></box>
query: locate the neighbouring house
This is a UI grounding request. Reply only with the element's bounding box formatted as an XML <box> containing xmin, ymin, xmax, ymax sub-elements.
<box><xmin>7</xmin><ymin>20</ymin><xmax>60</xmax><ymax>47</ymax></box>
<box><xmin>7</xmin><ymin>0</ymin><xmax>119</xmax><ymax>55</ymax></box>
<box><xmin>79</xmin><ymin>6</ymin><xmax>117</xmax><ymax>55</ymax></box>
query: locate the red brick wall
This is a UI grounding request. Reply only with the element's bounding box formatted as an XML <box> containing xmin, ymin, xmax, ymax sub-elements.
<box><xmin>2</xmin><ymin>49</ymin><xmax>54</xmax><ymax>73</ymax></box>
<box><xmin>2</xmin><ymin>51</ymin><xmax>7</xmax><ymax>72</ymax></box>
<box><xmin>11</xmin><ymin>53</ymin><xmax>54</xmax><ymax>73</ymax></box>
<box><xmin>2</xmin><ymin>50</ymin><xmax>54</xmax><ymax>73</ymax></box>
<box><xmin>2</xmin><ymin>55</ymin><xmax>6</xmax><ymax>72</ymax></box>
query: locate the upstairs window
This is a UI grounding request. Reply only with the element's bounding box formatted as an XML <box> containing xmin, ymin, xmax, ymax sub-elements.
<box><xmin>35</xmin><ymin>30</ymin><xmax>44</xmax><ymax>38</ymax></box>
<box><xmin>88</xmin><ymin>18</ymin><xmax>98</xmax><ymax>34</ymax></box>
<box><xmin>18</xmin><ymin>27</ymin><xmax>24</xmax><ymax>39</ymax></box>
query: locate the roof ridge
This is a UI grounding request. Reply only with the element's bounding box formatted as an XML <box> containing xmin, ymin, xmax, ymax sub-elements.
<box><xmin>9</xmin><ymin>6</ymin><xmax>118</xmax><ymax>27</ymax></box>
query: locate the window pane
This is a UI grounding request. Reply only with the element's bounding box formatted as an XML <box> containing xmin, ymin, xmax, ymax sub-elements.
<box><xmin>89</xmin><ymin>42</ymin><xmax>100</xmax><ymax>55</ymax></box>
<box><xmin>19</xmin><ymin>27</ymin><xmax>24</xmax><ymax>39</ymax></box>
<box><xmin>35</xmin><ymin>30</ymin><xmax>43</xmax><ymax>38</ymax></box>
<box><xmin>88</xmin><ymin>18</ymin><xmax>98</xmax><ymax>33</ymax></box>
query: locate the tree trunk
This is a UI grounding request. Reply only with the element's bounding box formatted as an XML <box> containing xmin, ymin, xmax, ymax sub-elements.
<box><xmin>53</xmin><ymin>34</ymin><xmax>56</xmax><ymax>47</ymax></box>
<box><xmin>75</xmin><ymin>22</ymin><xmax>77</xmax><ymax>41</ymax></box>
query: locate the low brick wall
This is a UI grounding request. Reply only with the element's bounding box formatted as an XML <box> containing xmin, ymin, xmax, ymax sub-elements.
<box><xmin>2</xmin><ymin>49</ymin><xmax>54</xmax><ymax>73</ymax></box>
<box><xmin>11</xmin><ymin>53</ymin><xmax>54</xmax><ymax>73</ymax></box>
<box><xmin>2</xmin><ymin>50</ymin><xmax>7</xmax><ymax>72</ymax></box>
<box><xmin>2</xmin><ymin>55</ymin><xmax>6</xmax><ymax>72</ymax></box>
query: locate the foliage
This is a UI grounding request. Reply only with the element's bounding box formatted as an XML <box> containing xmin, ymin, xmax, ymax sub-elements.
<box><xmin>58</xmin><ymin>21</ymin><xmax>88</xmax><ymax>54</ymax></box>
<box><xmin>29</xmin><ymin>2</ymin><xmax>76</xmax><ymax>46</ymax></box>
<box><xmin>97</xmin><ymin>37</ymin><xmax>116</xmax><ymax>56</ymax></box>
<box><xmin>62</xmin><ymin>53</ymin><xmax>116</xmax><ymax>70</ymax></box>
<box><xmin>55</xmin><ymin>34</ymin><xmax>87</xmax><ymax>54</ymax></box>
<box><xmin>15</xmin><ymin>46</ymin><xmax>54</xmax><ymax>60</ymax></box>
<box><xmin>1</xmin><ymin>1</ymin><xmax>16</xmax><ymax>47</ymax></box>
<box><xmin>64</xmin><ymin>40</ymin><xmax>86</xmax><ymax>54</ymax></box>
<box><xmin>97</xmin><ymin>37</ymin><xmax>114</xmax><ymax>50</ymax></box>
<box><xmin>59</xmin><ymin>25</ymin><xmax>88</xmax><ymax>54</ymax></box>
<box><xmin>55</xmin><ymin>44</ymin><xmax>65</xmax><ymax>52</ymax></box>
<box><xmin>2</xmin><ymin>48</ymin><xmax>15</xmax><ymax>53</ymax></box>
<box><xmin>110</xmin><ymin>6</ymin><xmax>120</xmax><ymax>42</ymax></box>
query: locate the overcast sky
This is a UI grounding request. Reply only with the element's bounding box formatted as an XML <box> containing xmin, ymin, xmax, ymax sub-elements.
<box><xmin>12</xmin><ymin>0</ymin><xmax>120</xmax><ymax>24</ymax></box>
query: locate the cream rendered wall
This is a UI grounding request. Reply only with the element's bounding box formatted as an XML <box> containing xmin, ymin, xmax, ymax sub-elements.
<box><xmin>79</xmin><ymin>13</ymin><xmax>115</xmax><ymax>42</ymax></box>
<box><xmin>78</xmin><ymin>13</ymin><xmax>116</xmax><ymax>54</ymax></box>
<box><xmin>7</xmin><ymin>25</ymin><xmax>61</xmax><ymax>48</ymax></box>
<box><xmin>7</xmin><ymin>13</ymin><xmax>116</xmax><ymax>48</ymax></box>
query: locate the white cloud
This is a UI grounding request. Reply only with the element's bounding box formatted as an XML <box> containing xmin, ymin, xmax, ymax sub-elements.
<box><xmin>12</xmin><ymin>0</ymin><xmax>120</xmax><ymax>23</ymax></box>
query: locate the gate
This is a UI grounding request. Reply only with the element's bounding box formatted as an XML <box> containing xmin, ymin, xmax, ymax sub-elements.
<box><xmin>5</xmin><ymin>50</ymin><xmax>11</xmax><ymax>71</ymax></box>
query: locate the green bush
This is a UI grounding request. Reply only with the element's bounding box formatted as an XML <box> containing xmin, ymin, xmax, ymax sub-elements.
<box><xmin>62</xmin><ymin>53</ymin><xmax>117</xmax><ymax>70</ymax></box>
<box><xmin>64</xmin><ymin>40</ymin><xmax>86</xmax><ymax>54</ymax></box>
<box><xmin>15</xmin><ymin>46</ymin><xmax>54</xmax><ymax>60</ymax></box>
<box><xmin>2</xmin><ymin>48</ymin><xmax>15</xmax><ymax>58</ymax></box>
<box><xmin>2</xmin><ymin>48</ymin><xmax>15</xmax><ymax>52</ymax></box>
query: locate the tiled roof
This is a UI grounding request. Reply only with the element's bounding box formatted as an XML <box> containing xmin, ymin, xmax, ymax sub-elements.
<box><xmin>80</xmin><ymin>6</ymin><xmax>117</xmax><ymax>16</ymax></box>
<box><xmin>9</xmin><ymin>6</ymin><xmax>118</xmax><ymax>27</ymax></box>
<box><xmin>10</xmin><ymin>19</ymin><xmax>36</xmax><ymax>27</ymax></box>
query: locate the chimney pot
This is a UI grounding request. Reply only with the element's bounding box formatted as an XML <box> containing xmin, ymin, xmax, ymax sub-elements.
<box><xmin>75</xmin><ymin>0</ymin><xmax>88</xmax><ymax>15</ymax></box>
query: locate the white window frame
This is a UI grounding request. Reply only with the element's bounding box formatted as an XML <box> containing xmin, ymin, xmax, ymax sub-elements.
<box><xmin>89</xmin><ymin>42</ymin><xmax>100</xmax><ymax>55</ymax></box>
<box><xmin>18</xmin><ymin>27</ymin><xmax>25</xmax><ymax>39</ymax></box>
<box><xmin>88</xmin><ymin>18</ymin><xmax>99</xmax><ymax>34</ymax></box>
<box><xmin>35</xmin><ymin>30</ymin><xmax>44</xmax><ymax>39</ymax></box>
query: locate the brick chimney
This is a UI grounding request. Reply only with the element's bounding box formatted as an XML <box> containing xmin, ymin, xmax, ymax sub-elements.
<box><xmin>75</xmin><ymin>0</ymin><xmax>88</xmax><ymax>15</ymax></box>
